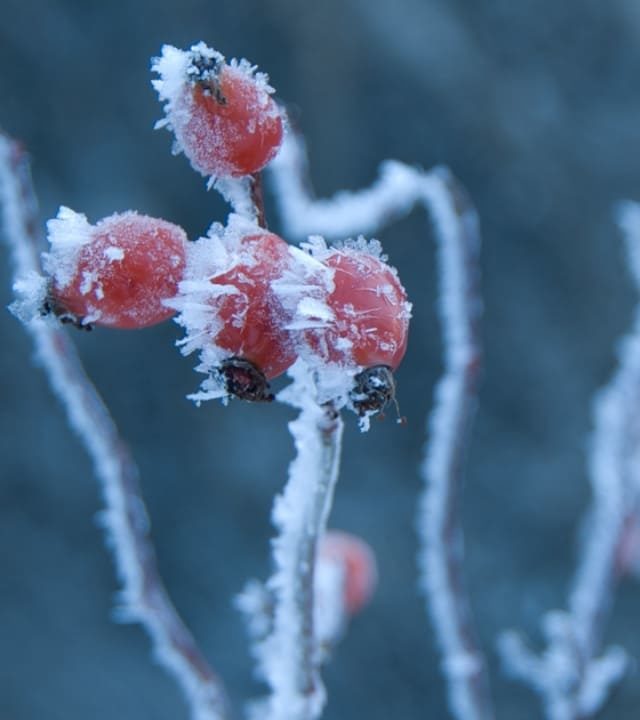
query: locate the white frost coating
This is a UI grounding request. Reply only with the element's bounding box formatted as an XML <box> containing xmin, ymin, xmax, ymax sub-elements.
<box><xmin>237</xmin><ymin>560</ymin><xmax>347</xmax><ymax>674</ymax></box>
<box><xmin>10</xmin><ymin>270</ymin><xmax>48</xmax><ymax>323</ymax></box>
<box><xmin>172</xmin><ymin>214</ymin><xmax>270</xmax><ymax>401</ymax></box>
<box><xmin>236</xmin><ymin>580</ymin><xmax>275</xmax><ymax>649</ymax></box>
<box><xmin>152</xmin><ymin>43</ymin><xmax>216</xmax><ymax>173</ymax></box>
<box><xmin>294</xmin><ymin>296</ymin><xmax>334</xmax><ymax>325</ymax></box>
<box><xmin>270</xmin><ymin>129</ymin><xmax>491</xmax><ymax>720</ymax></box>
<box><xmin>301</xmin><ymin>233</ymin><xmax>386</xmax><ymax>263</ymax></box>
<box><xmin>0</xmin><ymin>133</ymin><xmax>229</xmax><ymax>720</ymax></box>
<box><xmin>249</xmin><ymin>359</ymin><xmax>343</xmax><ymax>720</ymax></box>
<box><xmin>313</xmin><ymin>557</ymin><xmax>347</xmax><ymax>659</ymax></box>
<box><xmin>497</xmin><ymin>202</ymin><xmax>640</xmax><ymax>719</ymax></box>
<box><xmin>212</xmin><ymin>176</ymin><xmax>258</xmax><ymax>219</ymax></box>
<box><xmin>294</xmin><ymin>238</ymin><xmax>332</xmax><ymax>266</ymax></box>
<box><xmin>105</xmin><ymin>245</ymin><xmax>125</xmax><ymax>261</ymax></box>
<box><xmin>42</xmin><ymin>206</ymin><xmax>93</xmax><ymax>289</ymax></box>
<box><xmin>152</xmin><ymin>44</ymin><xmax>194</xmax><ymax>122</ymax></box>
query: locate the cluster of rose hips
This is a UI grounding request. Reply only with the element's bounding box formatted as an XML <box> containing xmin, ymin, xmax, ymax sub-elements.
<box><xmin>41</xmin><ymin>43</ymin><xmax>411</xmax><ymax>417</ymax></box>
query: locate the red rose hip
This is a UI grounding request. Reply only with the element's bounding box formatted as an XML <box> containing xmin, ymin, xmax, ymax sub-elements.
<box><xmin>210</xmin><ymin>230</ymin><xmax>296</xmax><ymax>380</ymax></box>
<box><xmin>44</xmin><ymin>208</ymin><xmax>187</xmax><ymax>329</ymax></box>
<box><xmin>153</xmin><ymin>43</ymin><xmax>284</xmax><ymax>179</ymax></box>
<box><xmin>302</xmin><ymin>240</ymin><xmax>411</xmax><ymax>371</ymax></box>
<box><xmin>173</xmin><ymin>218</ymin><xmax>300</xmax><ymax>402</ymax></box>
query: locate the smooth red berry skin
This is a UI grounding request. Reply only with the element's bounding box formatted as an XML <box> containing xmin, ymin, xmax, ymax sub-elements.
<box><xmin>51</xmin><ymin>213</ymin><xmax>187</xmax><ymax>329</ymax></box>
<box><xmin>306</xmin><ymin>250</ymin><xmax>410</xmax><ymax>370</ymax></box>
<box><xmin>211</xmin><ymin>232</ymin><xmax>295</xmax><ymax>379</ymax></box>
<box><xmin>182</xmin><ymin>64</ymin><xmax>283</xmax><ymax>178</ymax></box>
<box><xmin>319</xmin><ymin>531</ymin><xmax>377</xmax><ymax>615</ymax></box>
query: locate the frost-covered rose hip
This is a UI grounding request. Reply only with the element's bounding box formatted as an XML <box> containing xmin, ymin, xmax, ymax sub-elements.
<box><xmin>44</xmin><ymin>208</ymin><xmax>187</xmax><ymax>329</ymax></box>
<box><xmin>210</xmin><ymin>230</ymin><xmax>296</xmax><ymax>380</ymax></box>
<box><xmin>153</xmin><ymin>43</ymin><xmax>283</xmax><ymax>179</ymax></box>
<box><xmin>302</xmin><ymin>239</ymin><xmax>411</xmax><ymax>371</ymax></box>
<box><xmin>326</xmin><ymin>250</ymin><xmax>409</xmax><ymax>368</ymax></box>
<box><xmin>174</xmin><ymin>217</ymin><xmax>299</xmax><ymax>402</ymax></box>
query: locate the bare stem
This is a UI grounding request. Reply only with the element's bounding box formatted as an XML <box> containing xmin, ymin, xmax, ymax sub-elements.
<box><xmin>269</xmin><ymin>129</ymin><xmax>492</xmax><ymax>720</ymax></box>
<box><xmin>568</xmin><ymin>202</ymin><xmax>640</xmax><ymax>665</ymax></box>
<box><xmin>255</xmin><ymin>362</ymin><xmax>344</xmax><ymax>720</ymax></box>
<box><xmin>0</xmin><ymin>131</ymin><xmax>230</xmax><ymax>720</ymax></box>
<box><xmin>250</xmin><ymin>172</ymin><xmax>268</xmax><ymax>229</ymax></box>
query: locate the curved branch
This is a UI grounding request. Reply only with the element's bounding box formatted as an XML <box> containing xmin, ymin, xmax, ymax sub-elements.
<box><xmin>0</xmin><ymin>131</ymin><xmax>230</xmax><ymax>720</ymax></box>
<box><xmin>417</xmin><ymin>172</ymin><xmax>490</xmax><ymax>720</ymax></box>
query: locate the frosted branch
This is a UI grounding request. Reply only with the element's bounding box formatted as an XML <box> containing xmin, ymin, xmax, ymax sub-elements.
<box><xmin>249</xmin><ymin>360</ymin><xmax>344</xmax><ymax>720</ymax></box>
<box><xmin>417</xmin><ymin>173</ymin><xmax>491</xmax><ymax>720</ymax></box>
<box><xmin>270</xmin><ymin>130</ymin><xmax>492</xmax><ymax>720</ymax></box>
<box><xmin>497</xmin><ymin>202</ymin><xmax>640</xmax><ymax>719</ymax></box>
<box><xmin>270</xmin><ymin>131</ymin><xmax>425</xmax><ymax>240</ymax></box>
<box><xmin>0</xmin><ymin>131</ymin><xmax>230</xmax><ymax>720</ymax></box>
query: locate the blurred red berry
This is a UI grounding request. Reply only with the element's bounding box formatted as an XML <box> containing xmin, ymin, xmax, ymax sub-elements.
<box><xmin>153</xmin><ymin>44</ymin><xmax>283</xmax><ymax>179</ymax></box>
<box><xmin>318</xmin><ymin>530</ymin><xmax>378</xmax><ymax>615</ymax></box>
<box><xmin>45</xmin><ymin>209</ymin><xmax>187</xmax><ymax>329</ymax></box>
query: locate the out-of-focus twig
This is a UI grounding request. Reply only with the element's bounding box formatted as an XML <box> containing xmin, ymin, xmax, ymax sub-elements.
<box><xmin>498</xmin><ymin>204</ymin><xmax>640</xmax><ymax>720</ymax></box>
<box><xmin>0</xmin><ymin>131</ymin><xmax>230</xmax><ymax>720</ymax></box>
<box><xmin>417</xmin><ymin>172</ymin><xmax>490</xmax><ymax>720</ymax></box>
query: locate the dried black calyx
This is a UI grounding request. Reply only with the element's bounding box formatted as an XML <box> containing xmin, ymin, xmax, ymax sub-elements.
<box><xmin>41</xmin><ymin>295</ymin><xmax>92</xmax><ymax>331</ymax></box>
<box><xmin>218</xmin><ymin>357</ymin><xmax>274</xmax><ymax>402</ymax></box>
<box><xmin>187</xmin><ymin>49</ymin><xmax>226</xmax><ymax>104</ymax></box>
<box><xmin>349</xmin><ymin>365</ymin><xmax>397</xmax><ymax>417</ymax></box>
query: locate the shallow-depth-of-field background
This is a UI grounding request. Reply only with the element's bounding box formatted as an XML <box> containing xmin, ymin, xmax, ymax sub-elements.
<box><xmin>2</xmin><ymin>1</ymin><xmax>640</xmax><ymax>718</ymax></box>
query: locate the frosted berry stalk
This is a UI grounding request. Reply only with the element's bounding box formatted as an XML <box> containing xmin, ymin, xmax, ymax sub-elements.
<box><xmin>0</xmin><ymin>131</ymin><xmax>230</xmax><ymax>720</ymax></box>
<box><xmin>253</xmin><ymin>361</ymin><xmax>344</xmax><ymax>720</ymax></box>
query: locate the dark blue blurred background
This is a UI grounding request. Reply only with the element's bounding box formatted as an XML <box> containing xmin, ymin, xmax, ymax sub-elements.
<box><xmin>3</xmin><ymin>1</ymin><xmax>640</xmax><ymax>718</ymax></box>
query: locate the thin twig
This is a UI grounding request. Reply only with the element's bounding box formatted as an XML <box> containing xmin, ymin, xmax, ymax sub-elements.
<box><xmin>251</xmin><ymin>361</ymin><xmax>344</xmax><ymax>720</ymax></box>
<box><xmin>498</xmin><ymin>204</ymin><xmax>640</xmax><ymax>720</ymax></box>
<box><xmin>570</xmin><ymin>202</ymin><xmax>640</xmax><ymax>660</ymax></box>
<box><xmin>269</xmin><ymin>130</ymin><xmax>492</xmax><ymax>720</ymax></box>
<box><xmin>0</xmin><ymin>131</ymin><xmax>230</xmax><ymax>720</ymax></box>
<box><xmin>250</xmin><ymin>172</ymin><xmax>268</xmax><ymax>229</ymax></box>
<box><xmin>417</xmin><ymin>172</ymin><xmax>490</xmax><ymax>720</ymax></box>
